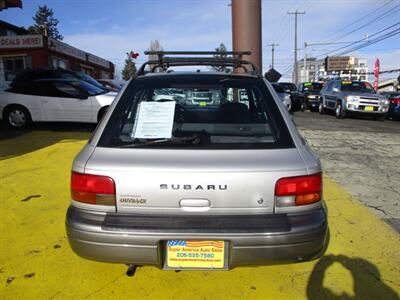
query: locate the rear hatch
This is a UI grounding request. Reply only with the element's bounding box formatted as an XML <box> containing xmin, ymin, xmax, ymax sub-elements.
<box><xmin>84</xmin><ymin>147</ymin><xmax>308</xmax><ymax>215</ymax></box>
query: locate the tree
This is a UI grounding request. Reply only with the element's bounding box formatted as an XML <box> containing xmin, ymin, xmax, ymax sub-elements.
<box><xmin>211</xmin><ymin>43</ymin><xmax>231</xmax><ymax>73</ymax></box>
<box><xmin>121</xmin><ymin>52</ymin><xmax>137</xmax><ymax>80</ymax></box>
<box><xmin>28</xmin><ymin>5</ymin><xmax>63</xmax><ymax>40</ymax></box>
<box><xmin>147</xmin><ymin>40</ymin><xmax>163</xmax><ymax>71</ymax></box>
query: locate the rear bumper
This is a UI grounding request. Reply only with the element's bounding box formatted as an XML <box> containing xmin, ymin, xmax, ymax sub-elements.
<box><xmin>66</xmin><ymin>204</ymin><xmax>328</xmax><ymax>268</ymax></box>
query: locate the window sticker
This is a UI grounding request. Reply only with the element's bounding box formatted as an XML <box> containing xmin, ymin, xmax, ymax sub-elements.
<box><xmin>342</xmin><ymin>81</ymin><xmax>352</xmax><ymax>85</ymax></box>
<box><xmin>132</xmin><ymin>101</ymin><xmax>176</xmax><ymax>139</ymax></box>
<box><xmin>304</xmin><ymin>82</ymin><xmax>312</xmax><ymax>87</ymax></box>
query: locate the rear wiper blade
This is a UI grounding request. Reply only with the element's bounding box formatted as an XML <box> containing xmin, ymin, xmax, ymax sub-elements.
<box><xmin>118</xmin><ymin>135</ymin><xmax>201</xmax><ymax>148</ymax></box>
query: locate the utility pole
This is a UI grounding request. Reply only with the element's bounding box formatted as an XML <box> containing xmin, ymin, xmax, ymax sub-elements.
<box><xmin>304</xmin><ymin>42</ymin><xmax>308</xmax><ymax>82</ymax></box>
<box><xmin>268</xmin><ymin>43</ymin><xmax>279</xmax><ymax>69</ymax></box>
<box><xmin>288</xmin><ymin>10</ymin><xmax>305</xmax><ymax>85</ymax></box>
<box><xmin>232</xmin><ymin>0</ymin><xmax>262</xmax><ymax>73</ymax></box>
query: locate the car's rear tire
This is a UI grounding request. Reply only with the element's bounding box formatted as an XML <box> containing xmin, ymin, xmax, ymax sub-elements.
<box><xmin>335</xmin><ymin>103</ymin><xmax>346</xmax><ymax>119</ymax></box>
<box><xmin>4</xmin><ymin>105</ymin><xmax>32</xmax><ymax>129</ymax></box>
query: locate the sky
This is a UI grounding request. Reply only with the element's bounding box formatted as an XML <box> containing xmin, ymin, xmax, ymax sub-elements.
<box><xmin>1</xmin><ymin>0</ymin><xmax>399</xmax><ymax>81</ymax></box>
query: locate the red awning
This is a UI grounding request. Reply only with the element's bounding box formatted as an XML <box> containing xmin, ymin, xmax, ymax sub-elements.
<box><xmin>0</xmin><ymin>0</ymin><xmax>23</xmax><ymax>11</ymax></box>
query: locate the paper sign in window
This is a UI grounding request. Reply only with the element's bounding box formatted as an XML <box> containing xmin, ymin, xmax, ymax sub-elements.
<box><xmin>132</xmin><ymin>101</ymin><xmax>176</xmax><ymax>139</ymax></box>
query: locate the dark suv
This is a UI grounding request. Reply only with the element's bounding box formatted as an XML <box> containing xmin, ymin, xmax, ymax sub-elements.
<box><xmin>298</xmin><ymin>82</ymin><xmax>324</xmax><ymax>112</ymax></box>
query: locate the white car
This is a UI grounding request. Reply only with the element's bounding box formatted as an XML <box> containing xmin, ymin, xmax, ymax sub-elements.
<box><xmin>0</xmin><ymin>79</ymin><xmax>116</xmax><ymax>128</ymax></box>
<box><xmin>272</xmin><ymin>83</ymin><xmax>292</xmax><ymax>112</ymax></box>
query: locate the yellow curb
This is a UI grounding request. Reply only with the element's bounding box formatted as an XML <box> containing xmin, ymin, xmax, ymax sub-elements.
<box><xmin>0</xmin><ymin>131</ymin><xmax>399</xmax><ymax>300</ymax></box>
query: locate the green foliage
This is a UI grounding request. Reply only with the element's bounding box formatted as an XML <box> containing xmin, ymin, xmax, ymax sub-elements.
<box><xmin>121</xmin><ymin>53</ymin><xmax>137</xmax><ymax>80</ymax></box>
<box><xmin>28</xmin><ymin>5</ymin><xmax>63</xmax><ymax>40</ymax></box>
<box><xmin>211</xmin><ymin>43</ymin><xmax>232</xmax><ymax>73</ymax></box>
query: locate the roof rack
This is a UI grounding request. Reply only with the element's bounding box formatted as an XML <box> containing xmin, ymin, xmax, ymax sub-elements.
<box><xmin>136</xmin><ymin>51</ymin><xmax>259</xmax><ymax>76</ymax></box>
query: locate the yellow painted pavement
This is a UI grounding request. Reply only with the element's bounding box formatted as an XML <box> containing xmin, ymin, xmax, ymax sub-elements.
<box><xmin>0</xmin><ymin>131</ymin><xmax>399</xmax><ymax>300</ymax></box>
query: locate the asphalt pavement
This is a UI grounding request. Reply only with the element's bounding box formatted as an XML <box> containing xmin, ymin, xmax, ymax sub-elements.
<box><xmin>294</xmin><ymin>111</ymin><xmax>400</xmax><ymax>232</ymax></box>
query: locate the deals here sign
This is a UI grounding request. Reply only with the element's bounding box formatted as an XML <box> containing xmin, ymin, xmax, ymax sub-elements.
<box><xmin>0</xmin><ymin>35</ymin><xmax>43</xmax><ymax>49</ymax></box>
<box><xmin>166</xmin><ymin>240</ymin><xmax>225</xmax><ymax>269</ymax></box>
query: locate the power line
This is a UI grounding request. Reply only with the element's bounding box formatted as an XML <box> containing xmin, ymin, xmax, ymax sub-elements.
<box><xmin>366</xmin><ymin>68</ymin><xmax>400</xmax><ymax>75</ymax></box>
<box><xmin>325</xmin><ymin>3</ymin><xmax>400</xmax><ymax>43</ymax></box>
<box><xmin>265</xmin><ymin>0</ymin><xmax>310</xmax><ymax>46</ymax></box>
<box><xmin>315</xmin><ymin>0</ymin><xmax>396</xmax><ymax>43</ymax></box>
<box><xmin>315</xmin><ymin>22</ymin><xmax>400</xmax><ymax>58</ymax></box>
<box><xmin>336</xmin><ymin>28</ymin><xmax>400</xmax><ymax>56</ymax></box>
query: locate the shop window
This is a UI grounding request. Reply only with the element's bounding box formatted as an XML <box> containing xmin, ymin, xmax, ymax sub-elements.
<box><xmin>51</xmin><ymin>57</ymin><xmax>68</xmax><ymax>69</ymax></box>
<box><xmin>82</xmin><ymin>68</ymin><xmax>94</xmax><ymax>77</ymax></box>
<box><xmin>100</xmin><ymin>70</ymin><xmax>111</xmax><ymax>79</ymax></box>
<box><xmin>3</xmin><ymin>56</ymin><xmax>25</xmax><ymax>81</ymax></box>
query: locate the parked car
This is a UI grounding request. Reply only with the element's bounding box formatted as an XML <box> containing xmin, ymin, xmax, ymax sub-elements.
<box><xmin>153</xmin><ymin>88</ymin><xmax>185</xmax><ymax>103</ymax></box>
<box><xmin>10</xmin><ymin>68</ymin><xmax>111</xmax><ymax>92</ymax></box>
<box><xmin>380</xmin><ymin>92</ymin><xmax>400</xmax><ymax>120</ymax></box>
<box><xmin>319</xmin><ymin>79</ymin><xmax>389</xmax><ymax>120</ymax></box>
<box><xmin>186</xmin><ymin>89</ymin><xmax>224</xmax><ymax>105</ymax></box>
<box><xmin>66</xmin><ymin>51</ymin><xmax>328</xmax><ymax>272</ymax></box>
<box><xmin>272</xmin><ymin>82</ymin><xmax>292</xmax><ymax>111</ymax></box>
<box><xmin>298</xmin><ymin>82</ymin><xmax>324</xmax><ymax>112</ymax></box>
<box><xmin>0</xmin><ymin>78</ymin><xmax>116</xmax><ymax>128</ymax></box>
<box><xmin>277</xmin><ymin>82</ymin><xmax>303</xmax><ymax>112</ymax></box>
<box><xmin>97</xmin><ymin>79</ymin><xmax>127</xmax><ymax>92</ymax></box>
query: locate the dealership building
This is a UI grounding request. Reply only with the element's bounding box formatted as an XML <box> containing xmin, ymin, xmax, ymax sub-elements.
<box><xmin>297</xmin><ymin>56</ymin><xmax>369</xmax><ymax>83</ymax></box>
<box><xmin>0</xmin><ymin>20</ymin><xmax>114</xmax><ymax>88</ymax></box>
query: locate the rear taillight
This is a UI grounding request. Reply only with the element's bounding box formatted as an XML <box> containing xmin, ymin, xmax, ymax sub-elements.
<box><xmin>275</xmin><ymin>173</ymin><xmax>322</xmax><ymax>207</ymax></box>
<box><xmin>391</xmin><ymin>98</ymin><xmax>400</xmax><ymax>105</ymax></box>
<box><xmin>71</xmin><ymin>172</ymin><xmax>116</xmax><ymax>205</ymax></box>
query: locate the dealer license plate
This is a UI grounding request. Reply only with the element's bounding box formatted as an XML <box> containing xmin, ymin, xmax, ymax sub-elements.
<box><xmin>365</xmin><ymin>106</ymin><xmax>374</xmax><ymax>111</ymax></box>
<box><xmin>166</xmin><ymin>240</ymin><xmax>225</xmax><ymax>269</ymax></box>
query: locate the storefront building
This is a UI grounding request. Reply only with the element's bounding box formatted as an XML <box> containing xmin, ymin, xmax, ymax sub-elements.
<box><xmin>0</xmin><ymin>21</ymin><xmax>114</xmax><ymax>88</ymax></box>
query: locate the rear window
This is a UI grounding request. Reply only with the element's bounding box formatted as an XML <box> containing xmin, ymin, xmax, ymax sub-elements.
<box><xmin>98</xmin><ymin>75</ymin><xmax>294</xmax><ymax>149</ymax></box>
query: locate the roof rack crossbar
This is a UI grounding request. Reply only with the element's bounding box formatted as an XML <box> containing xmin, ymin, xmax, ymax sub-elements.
<box><xmin>144</xmin><ymin>51</ymin><xmax>251</xmax><ymax>56</ymax></box>
<box><xmin>149</xmin><ymin>61</ymin><xmax>253</xmax><ymax>73</ymax></box>
<box><xmin>136</xmin><ymin>51</ymin><xmax>258</xmax><ymax>76</ymax></box>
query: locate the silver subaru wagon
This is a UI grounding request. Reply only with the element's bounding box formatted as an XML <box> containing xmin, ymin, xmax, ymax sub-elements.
<box><xmin>66</xmin><ymin>51</ymin><xmax>328</xmax><ymax>272</ymax></box>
